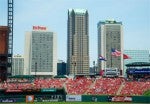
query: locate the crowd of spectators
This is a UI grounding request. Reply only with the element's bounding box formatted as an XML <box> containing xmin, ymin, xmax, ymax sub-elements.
<box><xmin>65</xmin><ymin>77</ymin><xmax>93</xmax><ymax>94</ymax></box>
<box><xmin>0</xmin><ymin>77</ymin><xmax>150</xmax><ymax>96</ymax></box>
<box><xmin>86</xmin><ymin>78</ymin><xmax>124</xmax><ymax>95</ymax></box>
<box><xmin>120</xmin><ymin>80</ymin><xmax>150</xmax><ymax>95</ymax></box>
<box><xmin>6</xmin><ymin>78</ymin><xmax>33</xmax><ymax>83</ymax></box>
<box><xmin>33</xmin><ymin>78</ymin><xmax>66</xmax><ymax>89</ymax></box>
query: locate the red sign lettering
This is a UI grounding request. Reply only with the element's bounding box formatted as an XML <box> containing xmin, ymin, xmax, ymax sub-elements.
<box><xmin>33</xmin><ymin>26</ymin><xmax>46</xmax><ymax>30</ymax></box>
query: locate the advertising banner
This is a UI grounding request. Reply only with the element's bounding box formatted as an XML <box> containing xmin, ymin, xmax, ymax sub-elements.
<box><xmin>6</xmin><ymin>89</ymin><xmax>22</xmax><ymax>92</ymax></box>
<box><xmin>41</xmin><ymin>88</ymin><xmax>56</xmax><ymax>92</ymax></box>
<box><xmin>26</xmin><ymin>95</ymin><xmax>34</xmax><ymax>103</ymax></box>
<box><xmin>108</xmin><ymin>96</ymin><xmax>132</xmax><ymax>102</ymax></box>
<box><xmin>66</xmin><ymin>95</ymin><xmax>81</xmax><ymax>101</ymax></box>
<box><xmin>0</xmin><ymin>99</ymin><xmax>15</xmax><ymax>103</ymax></box>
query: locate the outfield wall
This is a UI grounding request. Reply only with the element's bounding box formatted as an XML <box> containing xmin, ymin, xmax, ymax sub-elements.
<box><xmin>82</xmin><ymin>95</ymin><xmax>108</xmax><ymax>102</ymax></box>
<box><xmin>0</xmin><ymin>92</ymin><xmax>150</xmax><ymax>103</ymax></box>
<box><xmin>65</xmin><ymin>95</ymin><xmax>150</xmax><ymax>103</ymax></box>
<box><xmin>132</xmin><ymin>96</ymin><xmax>150</xmax><ymax>103</ymax></box>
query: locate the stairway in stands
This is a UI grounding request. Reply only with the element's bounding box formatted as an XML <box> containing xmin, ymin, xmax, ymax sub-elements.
<box><xmin>116</xmin><ymin>81</ymin><xmax>125</xmax><ymax>95</ymax></box>
<box><xmin>63</xmin><ymin>79</ymin><xmax>68</xmax><ymax>93</ymax></box>
<box><xmin>84</xmin><ymin>78</ymin><xmax>96</xmax><ymax>94</ymax></box>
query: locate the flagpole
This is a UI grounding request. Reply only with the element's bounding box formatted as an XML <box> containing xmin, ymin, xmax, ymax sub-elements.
<box><xmin>123</xmin><ymin>58</ymin><xmax>124</xmax><ymax>77</ymax></box>
<box><xmin>111</xmin><ymin>52</ymin><xmax>112</xmax><ymax>67</ymax></box>
<box><xmin>93</xmin><ymin>61</ymin><xmax>95</xmax><ymax>75</ymax></box>
<box><xmin>111</xmin><ymin>35</ymin><xmax>113</xmax><ymax>68</ymax></box>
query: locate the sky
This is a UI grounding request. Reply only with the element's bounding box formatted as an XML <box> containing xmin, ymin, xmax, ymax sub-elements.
<box><xmin>0</xmin><ymin>0</ymin><xmax>150</xmax><ymax>66</ymax></box>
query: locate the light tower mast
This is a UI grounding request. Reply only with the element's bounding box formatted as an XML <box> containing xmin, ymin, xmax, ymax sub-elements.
<box><xmin>7</xmin><ymin>0</ymin><xmax>13</xmax><ymax>75</ymax></box>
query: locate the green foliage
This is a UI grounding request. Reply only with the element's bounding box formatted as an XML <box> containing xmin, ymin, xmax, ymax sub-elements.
<box><xmin>143</xmin><ymin>90</ymin><xmax>150</xmax><ymax>96</ymax></box>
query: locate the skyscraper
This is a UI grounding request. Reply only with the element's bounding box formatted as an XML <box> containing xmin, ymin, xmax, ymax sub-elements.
<box><xmin>98</xmin><ymin>20</ymin><xmax>123</xmax><ymax>75</ymax></box>
<box><xmin>67</xmin><ymin>9</ymin><xmax>89</xmax><ymax>75</ymax></box>
<box><xmin>12</xmin><ymin>54</ymin><xmax>24</xmax><ymax>76</ymax></box>
<box><xmin>24</xmin><ymin>26</ymin><xmax>57</xmax><ymax>76</ymax></box>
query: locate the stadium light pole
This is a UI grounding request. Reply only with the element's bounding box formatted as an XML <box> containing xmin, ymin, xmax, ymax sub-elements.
<box><xmin>93</xmin><ymin>61</ymin><xmax>95</xmax><ymax>75</ymax></box>
<box><xmin>72</xmin><ymin>62</ymin><xmax>76</xmax><ymax>76</ymax></box>
<box><xmin>111</xmin><ymin>34</ymin><xmax>113</xmax><ymax>68</ymax></box>
<box><xmin>35</xmin><ymin>62</ymin><xmax>37</xmax><ymax>77</ymax></box>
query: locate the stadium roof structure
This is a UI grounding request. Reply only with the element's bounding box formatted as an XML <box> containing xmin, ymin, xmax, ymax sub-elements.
<box><xmin>8</xmin><ymin>75</ymin><xmax>35</xmax><ymax>78</ymax></box>
<box><xmin>54</xmin><ymin>75</ymin><xmax>67</xmax><ymax>78</ymax></box>
<box><xmin>126</xmin><ymin>62</ymin><xmax>150</xmax><ymax>67</ymax></box>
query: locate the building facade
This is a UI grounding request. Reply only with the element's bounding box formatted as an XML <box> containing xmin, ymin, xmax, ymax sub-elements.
<box><xmin>12</xmin><ymin>54</ymin><xmax>24</xmax><ymax>76</ymax></box>
<box><xmin>0</xmin><ymin>26</ymin><xmax>10</xmax><ymax>81</ymax></box>
<box><xmin>98</xmin><ymin>20</ymin><xmax>123</xmax><ymax>75</ymax></box>
<box><xmin>57</xmin><ymin>60</ymin><xmax>66</xmax><ymax>75</ymax></box>
<box><xmin>124</xmin><ymin>50</ymin><xmax>150</xmax><ymax>76</ymax></box>
<box><xmin>24</xmin><ymin>26</ymin><xmax>57</xmax><ymax>76</ymax></box>
<box><xmin>67</xmin><ymin>9</ymin><xmax>89</xmax><ymax>75</ymax></box>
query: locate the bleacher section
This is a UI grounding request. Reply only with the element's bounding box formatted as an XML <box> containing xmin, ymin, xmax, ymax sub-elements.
<box><xmin>120</xmin><ymin>81</ymin><xmax>150</xmax><ymax>95</ymax></box>
<box><xmin>86</xmin><ymin>78</ymin><xmax>124</xmax><ymax>95</ymax></box>
<box><xmin>0</xmin><ymin>77</ymin><xmax>150</xmax><ymax>96</ymax></box>
<box><xmin>65</xmin><ymin>77</ymin><xmax>93</xmax><ymax>94</ymax></box>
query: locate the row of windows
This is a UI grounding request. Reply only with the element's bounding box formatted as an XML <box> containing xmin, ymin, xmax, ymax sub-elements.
<box><xmin>32</xmin><ymin>33</ymin><xmax>53</xmax><ymax>42</ymax></box>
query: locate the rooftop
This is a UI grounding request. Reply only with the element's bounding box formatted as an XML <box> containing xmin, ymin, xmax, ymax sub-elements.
<box><xmin>69</xmin><ymin>9</ymin><xmax>87</xmax><ymax>14</ymax></box>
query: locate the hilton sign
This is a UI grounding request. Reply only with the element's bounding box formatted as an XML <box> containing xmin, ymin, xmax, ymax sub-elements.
<box><xmin>33</xmin><ymin>26</ymin><xmax>47</xmax><ymax>31</ymax></box>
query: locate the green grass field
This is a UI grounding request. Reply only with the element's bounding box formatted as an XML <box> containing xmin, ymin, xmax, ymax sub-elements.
<box><xmin>33</xmin><ymin>102</ymin><xmax>143</xmax><ymax>104</ymax></box>
<box><xmin>8</xmin><ymin>102</ymin><xmax>145</xmax><ymax>104</ymax></box>
<box><xmin>31</xmin><ymin>102</ymin><xmax>138</xmax><ymax>104</ymax></box>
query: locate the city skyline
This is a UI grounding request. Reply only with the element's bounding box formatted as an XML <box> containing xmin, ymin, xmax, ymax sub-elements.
<box><xmin>0</xmin><ymin>0</ymin><xmax>149</xmax><ymax>66</ymax></box>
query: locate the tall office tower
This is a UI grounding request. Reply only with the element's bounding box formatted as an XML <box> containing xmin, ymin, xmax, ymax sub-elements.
<box><xmin>98</xmin><ymin>20</ymin><xmax>123</xmax><ymax>75</ymax></box>
<box><xmin>67</xmin><ymin>9</ymin><xmax>89</xmax><ymax>75</ymax></box>
<box><xmin>12</xmin><ymin>54</ymin><xmax>24</xmax><ymax>76</ymax></box>
<box><xmin>124</xmin><ymin>50</ymin><xmax>150</xmax><ymax>76</ymax></box>
<box><xmin>24</xmin><ymin>26</ymin><xmax>57</xmax><ymax>76</ymax></box>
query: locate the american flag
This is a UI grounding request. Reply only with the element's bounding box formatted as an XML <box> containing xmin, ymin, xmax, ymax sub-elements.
<box><xmin>111</xmin><ymin>48</ymin><xmax>121</xmax><ymax>57</ymax></box>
